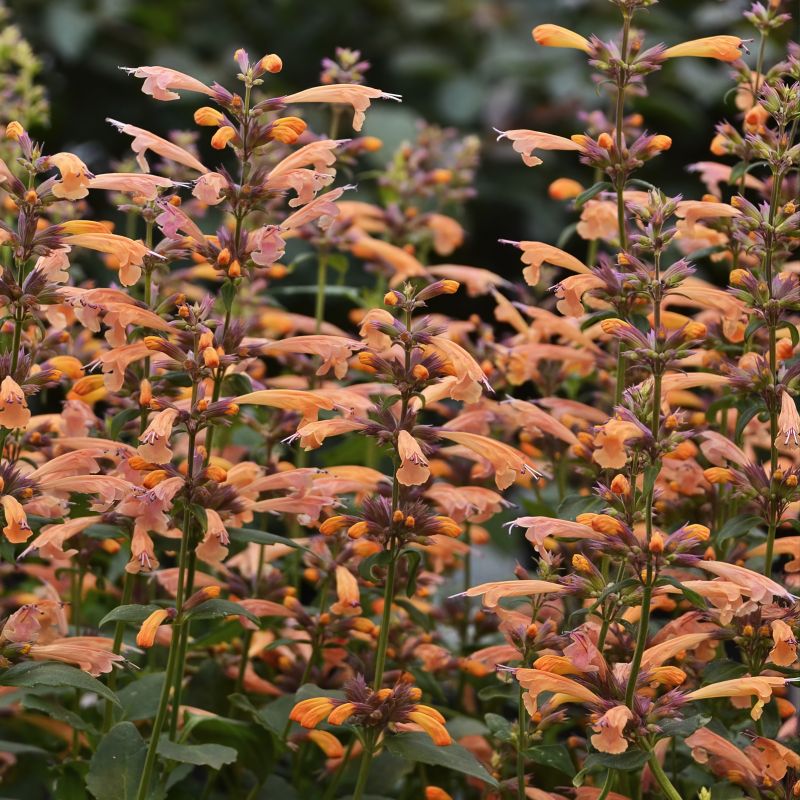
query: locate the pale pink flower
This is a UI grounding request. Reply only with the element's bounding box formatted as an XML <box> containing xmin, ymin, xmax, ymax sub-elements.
<box><xmin>61</xmin><ymin>231</ymin><xmax>151</xmax><ymax>286</ymax></box>
<box><xmin>509</xmin><ymin>515</ymin><xmax>594</xmax><ymax>554</ymax></box>
<box><xmin>591</xmin><ymin>705</ymin><xmax>633</xmax><ymax>754</ymax></box>
<box><xmin>196</xmin><ymin>508</ymin><xmax>230</xmax><ymax>566</ymax></box>
<box><xmin>1</xmin><ymin>495</ymin><xmax>31</xmax><ymax>543</ymax></box>
<box><xmin>554</xmin><ymin>273</ymin><xmax>606</xmax><ymax>316</ymax></box>
<box><xmin>258</xmin><ymin>335</ymin><xmax>363</xmax><ymax>380</ymax></box>
<box><xmin>457</xmin><ymin>578</ymin><xmax>565</xmax><ymax>609</ymax></box>
<box><xmin>778</xmin><ymin>391</ymin><xmax>800</xmax><ymax>446</ymax></box>
<box><xmin>89</xmin><ymin>341</ymin><xmax>151</xmax><ymax>391</ymax></box>
<box><xmin>349</xmin><ymin>234</ymin><xmax>427</xmax><ymax>286</ymax></box>
<box><xmin>19</xmin><ymin>516</ymin><xmax>99</xmax><ymax>560</ymax></box>
<box><xmin>192</xmin><ymin>172</ymin><xmax>228</xmax><ymax>205</ymax></box>
<box><xmin>697</xmin><ymin>560</ymin><xmax>795</xmax><ymax>604</ymax></box>
<box><xmin>500</xmin><ymin>240</ymin><xmax>589</xmax><ymax>287</ymax></box>
<box><xmin>291</xmin><ymin>417</ymin><xmax>368</xmax><ymax>450</ymax></box>
<box><xmin>282</xmin><ymin>85</ymin><xmax>401</xmax><ymax>131</ymax></box>
<box><xmin>121</xmin><ymin>65</ymin><xmax>214</xmax><ymax>101</ymax></box>
<box><xmin>156</xmin><ymin>202</ymin><xmax>206</xmax><ymax>244</ymax></box>
<box><xmin>675</xmin><ymin>199</ymin><xmax>740</xmax><ymax>228</ymax></box>
<box><xmin>28</xmin><ymin>636</ymin><xmax>124</xmax><ymax>676</ymax></box>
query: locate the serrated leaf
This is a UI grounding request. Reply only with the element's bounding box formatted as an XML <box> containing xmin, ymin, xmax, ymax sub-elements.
<box><xmin>156</xmin><ymin>739</ymin><xmax>237</xmax><ymax>770</ymax></box>
<box><xmin>1</xmin><ymin>661</ymin><xmax>120</xmax><ymax>707</ymax></box>
<box><xmin>384</xmin><ymin>733</ymin><xmax>498</xmax><ymax>786</ymax></box>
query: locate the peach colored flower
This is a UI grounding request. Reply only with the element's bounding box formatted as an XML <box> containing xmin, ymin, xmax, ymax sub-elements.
<box><xmin>138</xmin><ymin>407</ymin><xmax>180</xmax><ymax>463</ymax></box>
<box><xmin>591</xmin><ymin>705</ymin><xmax>633</xmax><ymax>754</ymax></box>
<box><xmin>192</xmin><ymin>171</ymin><xmax>228</xmax><ymax>205</ymax></box>
<box><xmin>458</xmin><ymin>579</ymin><xmax>565</xmax><ymax>609</ymax></box>
<box><xmin>349</xmin><ymin>234</ymin><xmax>427</xmax><ymax>286</ymax></box>
<box><xmin>532</xmin><ymin>24</ymin><xmax>592</xmax><ymax>53</ymax></box>
<box><xmin>688</xmin><ymin>161</ymin><xmax>765</xmax><ymax>196</ymax></box>
<box><xmin>89</xmin><ymin>342</ymin><xmax>150</xmax><ymax>392</ymax></box>
<box><xmin>428</xmin><ymin>265</ymin><xmax>510</xmax><ymax>297</ymax></box>
<box><xmin>501</xmin><ymin>240</ymin><xmax>589</xmax><ymax>287</ymax></box>
<box><xmin>509</xmin><ymin>515</ymin><xmax>594</xmax><ymax>554</ymax></box>
<box><xmin>592</xmin><ymin>418</ymin><xmax>645</xmax><ymax>469</ymax></box>
<box><xmin>121</xmin><ymin>65</ymin><xmax>214</xmax><ymax>101</ymax></box>
<box><xmin>107</xmin><ymin>119</ymin><xmax>209</xmax><ymax>173</ymax></box>
<box><xmin>768</xmin><ymin>620</ymin><xmax>797</xmax><ymax>667</ymax></box>
<box><xmin>1</xmin><ymin>495</ymin><xmax>31</xmax><ymax>543</ymax></box>
<box><xmin>426</xmin><ymin>335</ymin><xmax>491</xmax><ymax>404</ymax></box>
<box><xmin>28</xmin><ymin>636</ymin><xmax>124</xmax><ymax>676</ymax></box>
<box><xmin>554</xmin><ymin>273</ymin><xmax>606</xmax><ymax>317</ymax></box>
<box><xmin>685</xmin><ymin>676</ymin><xmax>785</xmax><ymax>720</ymax></box>
<box><xmin>87</xmin><ymin>172</ymin><xmax>174</xmax><ymax>200</ymax></box>
<box><xmin>282</xmin><ymin>85</ymin><xmax>401</xmax><ymax>131</ymax></box>
<box><xmin>495</xmin><ymin>129</ymin><xmax>583</xmax><ymax>168</ymax></box>
<box><xmin>396</xmin><ymin>430</ymin><xmax>430</xmax><ymax>486</ymax></box>
<box><xmin>291</xmin><ymin>417</ymin><xmax>368</xmax><ymax>450</ymax></box>
<box><xmin>49</xmin><ymin>152</ymin><xmax>93</xmax><ymax>200</ymax></box>
<box><xmin>675</xmin><ymin>199</ymin><xmax>741</xmax><ymax>228</ymax></box>
<box><xmin>425</xmin><ymin>213</ymin><xmax>464</xmax><ymax>255</ymax></box>
<box><xmin>61</xmin><ymin>231</ymin><xmax>151</xmax><ymax>286</ymax></box>
<box><xmin>358</xmin><ymin>308</ymin><xmax>395</xmax><ymax>351</ymax></box>
<box><xmin>663</xmin><ymin>35</ymin><xmax>744</xmax><ymax>62</ymax></box>
<box><xmin>439</xmin><ymin>430</ymin><xmax>540</xmax><ymax>490</ymax></box>
<box><xmin>0</xmin><ymin>376</ymin><xmax>30</xmax><ymax>429</ymax></box>
<box><xmin>258</xmin><ymin>335</ymin><xmax>362</xmax><ymax>380</ymax></box>
<box><xmin>234</xmin><ymin>389</ymin><xmax>335</xmax><ymax>428</ymax></box>
<box><xmin>697</xmin><ymin>560</ymin><xmax>795</xmax><ymax>603</ymax></box>
<box><xmin>778</xmin><ymin>391</ymin><xmax>800</xmax><ymax>446</ymax></box>
<box><xmin>19</xmin><ymin>516</ymin><xmax>98</xmax><ymax>561</ymax></box>
<box><xmin>329</xmin><ymin>565</ymin><xmax>361</xmax><ymax>616</ymax></box>
<box><xmin>515</xmin><ymin>668</ymin><xmax>602</xmax><ymax>706</ymax></box>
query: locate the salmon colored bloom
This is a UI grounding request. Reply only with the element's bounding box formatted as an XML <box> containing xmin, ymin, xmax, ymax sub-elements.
<box><xmin>425</xmin><ymin>213</ymin><xmax>464</xmax><ymax>255</ymax></box>
<box><xmin>592</xmin><ymin>418</ymin><xmax>645</xmax><ymax>469</ymax></box>
<box><xmin>426</xmin><ymin>335</ymin><xmax>491</xmax><ymax>403</ymax></box>
<box><xmin>292</xmin><ymin>417</ymin><xmax>368</xmax><ymax>450</ymax></box>
<box><xmin>121</xmin><ymin>65</ymin><xmax>215</xmax><ymax>101</ymax></box>
<box><xmin>769</xmin><ymin>620</ymin><xmax>797</xmax><ymax>667</ymax></box>
<box><xmin>778</xmin><ymin>391</ymin><xmax>800</xmax><ymax>446</ymax></box>
<box><xmin>258</xmin><ymin>335</ymin><xmax>363</xmax><ymax>380</ymax></box>
<box><xmin>282</xmin><ymin>84</ymin><xmax>401</xmax><ymax>131</ymax></box>
<box><xmin>1</xmin><ymin>495</ymin><xmax>31</xmax><ymax>543</ymax></box>
<box><xmin>234</xmin><ymin>389</ymin><xmax>335</xmax><ymax>428</ymax></box>
<box><xmin>28</xmin><ymin>637</ymin><xmax>125</xmax><ymax>676</ymax></box>
<box><xmin>685</xmin><ymin>676</ymin><xmax>786</xmax><ymax>720</ymax></box>
<box><xmin>532</xmin><ymin>24</ymin><xmax>592</xmax><ymax>53</ymax></box>
<box><xmin>515</xmin><ymin>668</ymin><xmax>602</xmax><ymax>706</ymax></box>
<box><xmin>49</xmin><ymin>152</ymin><xmax>93</xmax><ymax>200</ymax></box>
<box><xmin>439</xmin><ymin>430</ymin><xmax>540</xmax><ymax>490</ymax></box>
<box><xmin>349</xmin><ymin>234</ymin><xmax>427</xmax><ymax>286</ymax></box>
<box><xmin>306</xmin><ymin>730</ymin><xmax>344</xmax><ymax>759</ymax></box>
<box><xmin>329</xmin><ymin>565</ymin><xmax>362</xmax><ymax>617</ymax></box>
<box><xmin>591</xmin><ymin>705</ymin><xmax>633</xmax><ymax>754</ymax></box>
<box><xmin>495</xmin><ymin>129</ymin><xmax>583</xmax><ymax>168</ymax></box>
<box><xmin>107</xmin><ymin>119</ymin><xmax>209</xmax><ymax>174</ymax></box>
<box><xmin>0</xmin><ymin>376</ymin><xmax>30</xmax><ymax>429</ymax></box>
<box><xmin>458</xmin><ymin>578</ymin><xmax>566</xmax><ymax>609</ymax></box>
<box><xmin>87</xmin><ymin>172</ymin><xmax>174</xmax><ymax>200</ymax></box>
<box><xmin>500</xmin><ymin>240</ymin><xmax>589</xmax><ymax>287</ymax></box>
<box><xmin>396</xmin><ymin>430</ymin><xmax>430</xmax><ymax>486</ymax></box>
<box><xmin>697</xmin><ymin>560</ymin><xmax>795</xmax><ymax>604</ymax></box>
<box><xmin>662</xmin><ymin>36</ymin><xmax>744</xmax><ymax>62</ymax></box>
<box><xmin>138</xmin><ymin>407</ymin><xmax>180</xmax><ymax>464</ymax></box>
<box><xmin>62</xmin><ymin>231</ymin><xmax>151</xmax><ymax>286</ymax></box>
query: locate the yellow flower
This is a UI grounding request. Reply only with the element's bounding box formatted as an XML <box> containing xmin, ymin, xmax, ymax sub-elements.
<box><xmin>532</xmin><ymin>24</ymin><xmax>591</xmax><ymax>53</ymax></box>
<box><xmin>663</xmin><ymin>36</ymin><xmax>743</xmax><ymax>62</ymax></box>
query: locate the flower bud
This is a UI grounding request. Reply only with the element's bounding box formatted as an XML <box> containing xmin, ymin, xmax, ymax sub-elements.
<box><xmin>183</xmin><ymin>585</ymin><xmax>222</xmax><ymax>611</ymax></box>
<box><xmin>610</xmin><ymin>474</ymin><xmax>631</xmax><ymax>495</ymax></box>
<box><xmin>194</xmin><ymin>107</ymin><xmax>225</xmax><ymax>126</ymax></box>
<box><xmin>211</xmin><ymin>126</ymin><xmax>237</xmax><ymax>149</ymax></box>
<box><xmin>597</xmin><ymin>132</ymin><xmax>614</xmax><ymax>150</ymax></box>
<box><xmin>5</xmin><ymin>121</ymin><xmax>24</xmax><ymax>140</ymax></box>
<box><xmin>260</xmin><ymin>53</ymin><xmax>283</xmax><ymax>73</ymax></box>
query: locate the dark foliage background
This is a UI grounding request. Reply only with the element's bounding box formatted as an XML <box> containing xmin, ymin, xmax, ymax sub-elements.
<box><xmin>8</xmin><ymin>0</ymin><xmax>797</xmax><ymax>285</ymax></box>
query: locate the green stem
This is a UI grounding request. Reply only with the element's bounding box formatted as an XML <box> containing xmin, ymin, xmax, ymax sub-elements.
<box><xmin>596</xmin><ymin>770</ymin><xmax>614</xmax><ymax>800</ymax></box>
<box><xmin>103</xmin><ymin>571</ymin><xmax>135</xmax><ymax>732</ymax></box>
<box><xmin>314</xmin><ymin>247</ymin><xmax>329</xmax><ymax>334</ymax></box>
<box><xmin>517</xmin><ymin>682</ymin><xmax>527</xmax><ymax>799</ymax></box>
<box><xmin>372</xmin><ymin>550</ymin><xmax>398</xmax><ymax>689</ymax></box>
<box><xmin>135</xmin><ymin>622</ymin><xmax>182</xmax><ymax>800</ymax></box>
<box><xmin>352</xmin><ymin>734</ymin><xmax>376</xmax><ymax>800</ymax></box>
<box><xmin>646</xmin><ymin>748</ymin><xmax>682</xmax><ymax>800</ymax></box>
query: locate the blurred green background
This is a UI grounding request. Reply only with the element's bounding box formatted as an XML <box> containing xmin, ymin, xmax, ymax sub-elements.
<box><xmin>6</xmin><ymin>0</ymin><xmax>797</xmax><ymax>280</ymax></box>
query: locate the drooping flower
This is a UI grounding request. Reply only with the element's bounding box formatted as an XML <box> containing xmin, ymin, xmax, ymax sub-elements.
<box><xmin>591</xmin><ymin>705</ymin><xmax>634</xmax><ymax>754</ymax></box>
<box><xmin>107</xmin><ymin>119</ymin><xmax>209</xmax><ymax>174</ymax></box>
<box><xmin>0</xmin><ymin>376</ymin><xmax>30</xmax><ymax>429</ymax></box>
<box><xmin>685</xmin><ymin>676</ymin><xmax>786</xmax><ymax>720</ymax></box>
<box><xmin>778</xmin><ymin>391</ymin><xmax>800</xmax><ymax>446</ymax></box>
<box><xmin>396</xmin><ymin>430</ymin><xmax>430</xmax><ymax>486</ymax></box>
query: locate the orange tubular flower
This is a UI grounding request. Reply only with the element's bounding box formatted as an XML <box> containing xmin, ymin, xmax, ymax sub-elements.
<box><xmin>407</xmin><ymin>705</ymin><xmax>452</xmax><ymax>746</ymax></box>
<box><xmin>532</xmin><ymin>24</ymin><xmax>592</xmax><ymax>53</ymax></box>
<box><xmin>122</xmin><ymin>65</ymin><xmax>215</xmax><ymax>101</ymax></box>
<box><xmin>136</xmin><ymin>608</ymin><xmax>172</xmax><ymax>648</ymax></box>
<box><xmin>289</xmin><ymin>697</ymin><xmax>337</xmax><ymax>728</ymax></box>
<box><xmin>662</xmin><ymin>35</ymin><xmax>744</xmax><ymax>62</ymax></box>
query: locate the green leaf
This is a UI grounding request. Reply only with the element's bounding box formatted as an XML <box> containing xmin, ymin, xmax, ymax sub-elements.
<box><xmin>659</xmin><ymin>714</ymin><xmax>711</xmax><ymax>738</ymax></box>
<box><xmin>573</xmin><ymin>181</ymin><xmax>612</xmax><ymax>209</ymax></box>
<box><xmin>527</xmin><ymin>743</ymin><xmax>575</xmax><ymax>777</ymax></box>
<box><xmin>1</xmin><ymin>661</ymin><xmax>120</xmax><ymax>707</ymax></box>
<box><xmin>557</xmin><ymin>494</ymin><xmax>603</xmax><ymax>520</ymax></box>
<box><xmin>221</xmin><ymin>372</ymin><xmax>252</xmax><ymax>397</ymax></box>
<box><xmin>186</xmin><ymin>598</ymin><xmax>260</xmax><ymax>626</ymax></box>
<box><xmin>228</xmin><ymin>527</ymin><xmax>309</xmax><ymax>551</ymax></box>
<box><xmin>484</xmin><ymin>712</ymin><xmax>513</xmax><ymax>742</ymax></box>
<box><xmin>86</xmin><ymin>722</ymin><xmax>146</xmax><ymax>800</ymax></box>
<box><xmin>99</xmin><ymin>603</ymin><xmax>161</xmax><ymax>628</ymax></box>
<box><xmin>717</xmin><ymin>515</ymin><xmax>763</xmax><ymax>544</ymax></box>
<box><xmin>401</xmin><ymin>549</ymin><xmax>422</xmax><ymax>597</ymax></box>
<box><xmin>701</xmin><ymin>659</ymin><xmax>748</xmax><ymax>685</ymax></box>
<box><xmin>107</xmin><ymin>407</ymin><xmax>140</xmax><ymax>442</ymax></box>
<box><xmin>358</xmin><ymin>548</ymin><xmax>393</xmax><ymax>581</ymax></box>
<box><xmin>384</xmin><ymin>733</ymin><xmax>498</xmax><ymax>786</ymax></box>
<box><xmin>156</xmin><ymin>739</ymin><xmax>237</xmax><ymax>770</ymax></box>
<box><xmin>118</xmin><ymin>671</ymin><xmax>166</xmax><ymax>721</ymax></box>
<box><xmin>735</xmin><ymin>399</ymin><xmax>765</xmax><ymax>442</ymax></box>
<box><xmin>0</xmin><ymin>739</ymin><xmax>49</xmax><ymax>755</ymax></box>
<box><xmin>22</xmin><ymin>694</ymin><xmax>94</xmax><ymax>732</ymax></box>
